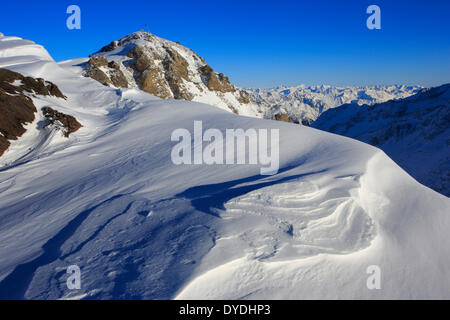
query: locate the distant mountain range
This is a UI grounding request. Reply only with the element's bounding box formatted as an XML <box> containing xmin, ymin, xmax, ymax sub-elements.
<box><xmin>247</xmin><ymin>84</ymin><xmax>423</xmax><ymax>124</ymax></box>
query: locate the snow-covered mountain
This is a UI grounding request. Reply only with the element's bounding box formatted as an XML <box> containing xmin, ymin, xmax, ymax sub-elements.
<box><xmin>312</xmin><ymin>84</ymin><xmax>450</xmax><ymax>197</ymax></box>
<box><xmin>62</xmin><ymin>31</ymin><xmax>422</xmax><ymax>124</ymax></box>
<box><xmin>0</xmin><ymin>34</ymin><xmax>449</xmax><ymax>300</ymax></box>
<box><xmin>61</xmin><ymin>31</ymin><xmax>259</xmax><ymax>117</ymax></box>
<box><xmin>248</xmin><ymin>85</ymin><xmax>423</xmax><ymax>125</ymax></box>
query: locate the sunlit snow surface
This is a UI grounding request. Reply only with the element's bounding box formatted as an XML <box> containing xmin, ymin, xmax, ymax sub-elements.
<box><xmin>0</xmin><ymin>35</ymin><xmax>449</xmax><ymax>300</ymax></box>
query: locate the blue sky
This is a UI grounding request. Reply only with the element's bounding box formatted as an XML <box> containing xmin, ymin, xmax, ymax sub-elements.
<box><xmin>0</xmin><ymin>0</ymin><xmax>449</xmax><ymax>87</ymax></box>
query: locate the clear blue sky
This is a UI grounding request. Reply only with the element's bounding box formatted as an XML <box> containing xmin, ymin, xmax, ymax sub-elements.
<box><xmin>0</xmin><ymin>0</ymin><xmax>449</xmax><ymax>87</ymax></box>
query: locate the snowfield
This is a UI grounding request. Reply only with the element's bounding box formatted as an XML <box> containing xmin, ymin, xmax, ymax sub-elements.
<box><xmin>0</xmin><ymin>34</ymin><xmax>449</xmax><ymax>300</ymax></box>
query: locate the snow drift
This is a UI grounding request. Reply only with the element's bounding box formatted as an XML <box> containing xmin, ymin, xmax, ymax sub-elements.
<box><xmin>0</xmin><ymin>34</ymin><xmax>449</xmax><ymax>300</ymax></box>
<box><xmin>313</xmin><ymin>85</ymin><xmax>450</xmax><ymax>197</ymax></box>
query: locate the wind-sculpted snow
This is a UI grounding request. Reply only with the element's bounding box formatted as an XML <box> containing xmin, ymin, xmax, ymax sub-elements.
<box><xmin>0</xmin><ymin>193</ymin><xmax>216</xmax><ymax>299</ymax></box>
<box><xmin>222</xmin><ymin>177</ymin><xmax>375</xmax><ymax>260</ymax></box>
<box><xmin>0</xmin><ymin>34</ymin><xmax>449</xmax><ymax>300</ymax></box>
<box><xmin>313</xmin><ymin>84</ymin><xmax>450</xmax><ymax>197</ymax></box>
<box><xmin>175</xmin><ymin>153</ymin><xmax>449</xmax><ymax>299</ymax></box>
<box><xmin>0</xmin><ymin>36</ymin><xmax>53</xmax><ymax>62</ymax></box>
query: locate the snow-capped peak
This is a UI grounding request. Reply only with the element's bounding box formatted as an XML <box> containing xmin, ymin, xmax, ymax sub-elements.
<box><xmin>77</xmin><ymin>31</ymin><xmax>252</xmax><ymax>114</ymax></box>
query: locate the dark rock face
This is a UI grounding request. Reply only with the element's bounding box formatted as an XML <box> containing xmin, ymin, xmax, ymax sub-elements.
<box><xmin>1</xmin><ymin>68</ymin><xmax>64</xmax><ymax>156</ymax></box>
<box><xmin>301</xmin><ymin>118</ymin><xmax>313</xmax><ymax>126</ymax></box>
<box><xmin>85</xmin><ymin>68</ymin><xmax>111</xmax><ymax>86</ymax></box>
<box><xmin>108</xmin><ymin>60</ymin><xmax>121</xmax><ymax>70</ymax></box>
<box><xmin>140</xmin><ymin>68</ymin><xmax>172</xmax><ymax>99</ymax></box>
<box><xmin>88</xmin><ymin>56</ymin><xmax>108</xmax><ymax>68</ymax></box>
<box><xmin>135</xmin><ymin>52</ymin><xmax>153</xmax><ymax>72</ymax></box>
<box><xmin>0</xmin><ymin>68</ymin><xmax>76</xmax><ymax>157</ymax></box>
<box><xmin>109</xmin><ymin>67</ymin><xmax>129</xmax><ymax>88</ymax></box>
<box><xmin>84</xmin><ymin>57</ymin><xmax>128</xmax><ymax>88</ymax></box>
<box><xmin>200</xmin><ymin>65</ymin><xmax>234</xmax><ymax>93</ymax></box>
<box><xmin>128</xmin><ymin>45</ymin><xmax>172</xmax><ymax>98</ymax></box>
<box><xmin>129</xmin><ymin>43</ymin><xmax>194</xmax><ymax>100</ymax></box>
<box><xmin>0</xmin><ymin>93</ymin><xmax>36</xmax><ymax>156</ymax></box>
<box><xmin>0</xmin><ymin>137</ymin><xmax>9</xmax><ymax>155</ymax></box>
<box><xmin>0</xmin><ymin>68</ymin><xmax>66</xmax><ymax>99</ymax></box>
<box><xmin>99</xmin><ymin>41</ymin><xmax>118</xmax><ymax>53</ymax></box>
<box><xmin>272</xmin><ymin>113</ymin><xmax>294</xmax><ymax>123</ymax></box>
<box><xmin>162</xmin><ymin>47</ymin><xmax>193</xmax><ymax>100</ymax></box>
<box><xmin>41</xmin><ymin>107</ymin><xmax>82</xmax><ymax>137</ymax></box>
<box><xmin>237</xmin><ymin>90</ymin><xmax>250</xmax><ymax>104</ymax></box>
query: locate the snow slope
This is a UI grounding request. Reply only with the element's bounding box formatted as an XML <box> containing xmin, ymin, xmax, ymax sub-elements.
<box><xmin>312</xmin><ymin>85</ymin><xmax>450</xmax><ymax>197</ymax></box>
<box><xmin>0</xmin><ymin>34</ymin><xmax>449</xmax><ymax>300</ymax></box>
<box><xmin>248</xmin><ymin>85</ymin><xmax>423</xmax><ymax>124</ymax></box>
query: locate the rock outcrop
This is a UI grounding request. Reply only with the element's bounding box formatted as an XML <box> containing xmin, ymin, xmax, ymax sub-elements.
<box><xmin>272</xmin><ymin>113</ymin><xmax>295</xmax><ymax>123</ymax></box>
<box><xmin>0</xmin><ymin>68</ymin><xmax>79</xmax><ymax>156</ymax></box>
<box><xmin>199</xmin><ymin>65</ymin><xmax>234</xmax><ymax>93</ymax></box>
<box><xmin>42</xmin><ymin>107</ymin><xmax>82</xmax><ymax>137</ymax></box>
<box><xmin>84</xmin><ymin>56</ymin><xmax>128</xmax><ymax>88</ymax></box>
<box><xmin>0</xmin><ymin>68</ymin><xmax>66</xmax><ymax>99</ymax></box>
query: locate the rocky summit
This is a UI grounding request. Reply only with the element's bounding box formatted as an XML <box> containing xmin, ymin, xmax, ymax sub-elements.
<box><xmin>82</xmin><ymin>31</ymin><xmax>252</xmax><ymax>114</ymax></box>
